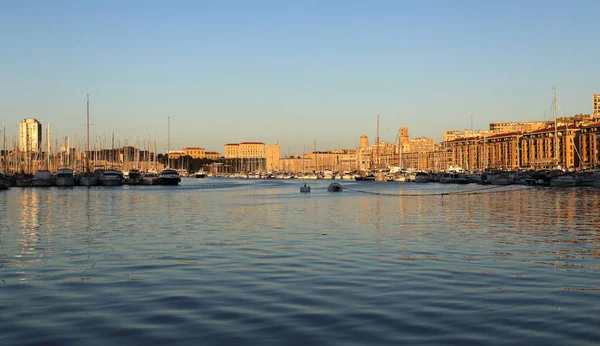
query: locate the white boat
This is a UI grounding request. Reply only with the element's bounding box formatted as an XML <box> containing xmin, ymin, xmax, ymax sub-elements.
<box><xmin>126</xmin><ymin>169</ymin><xmax>144</xmax><ymax>185</ymax></box>
<box><xmin>195</xmin><ymin>172</ymin><xmax>206</xmax><ymax>178</ymax></box>
<box><xmin>55</xmin><ymin>168</ymin><xmax>75</xmax><ymax>186</ymax></box>
<box><xmin>341</xmin><ymin>171</ymin><xmax>355</xmax><ymax>180</ymax></box>
<box><xmin>31</xmin><ymin>170</ymin><xmax>54</xmax><ymax>187</ymax></box>
<box><xmin>158</xmin><ymin>169</ymin><xmax>181</xmax><ymax>185</ymax></box>
<box><xmin>99</xmin><ymin>169</ymin><xmax>124</xmax><ymax>186</ymax></box>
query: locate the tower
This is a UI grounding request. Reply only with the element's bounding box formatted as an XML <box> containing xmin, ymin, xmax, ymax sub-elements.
<box><xmin>19</xmin><ymin>118</ymin><xmax>42</xmax><ymax>152</ymax></box>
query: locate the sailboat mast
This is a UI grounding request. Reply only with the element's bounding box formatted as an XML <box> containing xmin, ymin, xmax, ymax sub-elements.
<box><xmin>376</xmin><ymin>113</ymin><xmax>380</xmax><ymax>169</ymax></box>
<box><xmin>553</xmin><ymin>87</ymin><xmax>558</xmax><ymax>167</ymax></box>
<box><xmin>167</xmin><ymin>117</ymin><xmax>170</xmax><ymax>168</ymax></box>
<box><xmin>86</xmin><ymin>94</ymin><xmax>90</xmax><ymax>172</ymax></box>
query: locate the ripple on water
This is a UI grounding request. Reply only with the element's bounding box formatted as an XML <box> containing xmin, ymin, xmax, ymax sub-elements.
<box><xmin>0</xmin><ymin>181</ymin><xmax>599</xmax><ymax>345</ymax></box>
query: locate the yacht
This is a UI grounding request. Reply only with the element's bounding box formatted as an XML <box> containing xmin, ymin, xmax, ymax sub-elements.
<box><xmin>99</xmin><ymin>169</ymin><xmax>124</xmax><ymax>186</ymax></box>
<box><xmin>31</xmin><ymin>170</ymin><xmax>54</xmax><ymax>187</ymax></box>
<box><xmin>195</xmin><ymin>171</ymin><xmax>206</xmax><ymax>178</ymax></box>
<box><xmin>55</xmin><ymin>168</ymin><xmax>75</xmax><ymax>186</ymax></box>
<box><xmin>126</xmin><ymin>169</ymin><xmax>144</xmax><ymax>185</ymax></box>
<box><xmin>158</xmin><ymin>169</ymin><xmax>181</xmax><ymax>185</ymax></box>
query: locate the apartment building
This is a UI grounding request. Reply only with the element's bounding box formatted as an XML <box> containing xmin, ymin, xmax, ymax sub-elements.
<box><xmin>19</xmin><ymin>118</ymin><xmax>42</xmax><ymax>152</ymax></box>
<box><xmin>182</xmin><ymin>147</ymin><xmax>205</xmax><ymax>159</ymax></box>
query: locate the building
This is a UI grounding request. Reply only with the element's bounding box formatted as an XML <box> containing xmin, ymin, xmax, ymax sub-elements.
<box><xmin>594</xmin><ymin>94</ymin><xmax>600</xmax><ymax>117</ymax></box>
<box><xmin>167</xmin><ymin>150</ymin><xmax>185</xmax><ymax>160</ymax></box>
<box><xmin>224</xmin><ymin>143</ymin><xmax>240</xmax><ymax>158</ymax></box>
<box><xmin>19</xmin><ymin>118</ymin><xmax>42</xmax><ymax>152</ymax></box>
<box><xmin>520</xmin><ymin>125</ymin><xmax>579</xmax><ymax>169</ymax></box>
<box><xmin>265</xmin><ymin>143</ymin><xmax>280</xmax><ymax>171</ymax></box>
<box><xmin>489</xmin><ymin>121</ymin><xmax>546</xmax><ymax>134</ymax></box>
<box><xmin>182</xmin><ymin>147</ymin><xmax>205</xmax><ymax>159</ymax></box>
<box><xmin>204</xmin><ymin>152</ymin><xmax>221</xmax><ymax>160</ymax></box>
<box><xmin>443</xmin><ymin>129</ymin><xmax>491</xmax><ymax>142</ymax></box>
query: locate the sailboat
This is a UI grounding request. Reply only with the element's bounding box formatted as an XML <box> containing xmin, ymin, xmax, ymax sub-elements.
<box><xmin>300</xmin><ymin>146</ymin><xmax>310</xmax><ymax>193</ymax></box>
<box><xmin>79</xmin><ymin>94</ymin><xmax>98</xmax><ymax>186</ymax></box>
<box><xmin>547</xmin><ymin>88</ymin><xmax>576</xmax><ymax>187</ymax></box>
<box><xmin>158</xmin><ymin>117</ymin><xmax>181</xmax><ymax>185</ymax></box>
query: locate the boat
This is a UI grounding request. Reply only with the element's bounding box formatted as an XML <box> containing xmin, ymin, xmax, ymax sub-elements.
<box><xmin>574</xmin><ymin>170</ymin><xmax>596</xmax><ymax>186</ymax></box>
<box><xmin>549</xmin><ymin>172</ymin><xmax>576</xmax><ymax>187</ymax></box>
<box><xmin>439</xmin><ymin>172</ymin><xmax>471</xmax><ymax>184</ymax></box>
<box><xmin>355</xmin><ymin>172</ymin><xmax>376</xmax><ymax>181</ymax></box>
<box><xmin>126</xmin><ymin>169</ymin><xmax>144</xmax><ymax>185</ymax></box>
<box><xmin>31</xmin><ymin>170</ymin><xmax>54</xmax><ymax>187</ymax></box>
<box><xmin>414</xmin><ymin>172</ymin><xmax>432</xmax><ymax>183</ymax></box>
<box><xmin>55</xmin><ymin>168</ymin><xmax>75</xmax><ymax>186</ymax></box>
<box><xmin>99</xmin><ymin>169</ymin><xmax>124</xmax><ymax>186</ymax></box>
<box><xmin>158</xmin><ymin>168</ymin><xmax>181</xmax><ymax>185</ymax></box>
<box><xmin>195</xmin><ymin>172</ymin><xmax>206</xmax><ymax>178</ymax></box>
<box><xmin>142</xmin><ymin>171</ymin><xmax>160</xmax><ymax>185</ymax></box>
<box><xmin>78</xmin><ymin>95</ymin><xmax>97</xmax><ymax>186</ymax></box>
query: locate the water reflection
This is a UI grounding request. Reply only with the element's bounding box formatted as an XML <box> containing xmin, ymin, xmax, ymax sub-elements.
<box><xmin>0</xmin><ymin>181</ymin><xmax>599</xmax><ymax>345</ymax></box>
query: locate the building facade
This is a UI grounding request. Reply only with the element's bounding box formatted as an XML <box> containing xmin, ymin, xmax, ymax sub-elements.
<box><xmin>182</xmin><ymin>147</ymin><xmax>205</xmax><ymax>159</ymax></box>
<box><xmin>594</xmin><ymin>94</ymin><xmax>600</xmax><ymax>117</ymax></box>
<box><xmin>265</xmin><ymin>143</ymin><xmax>280</xmax><ymax>171</ymax></box>
<box><xmin>19</xmin><ymin>118</ymin><xmax>42</xmax><ymax>152</ymax></box>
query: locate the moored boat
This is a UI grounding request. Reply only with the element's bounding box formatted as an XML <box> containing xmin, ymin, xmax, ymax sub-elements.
<box><xmin>158</xmin><ymin>169</ymin><xmax>181</xmax><ymax>185</ymax></box>
<box><xmin>31</xmin><ymin>170</ymin><xmax>54</xmax><ymax>187</ymax></box>
<box><xmin>195</xmin><ymin>172</ymin><xmax>206</xmax><ymax>178</ymax></box>
<box><xmin>55</xmin><ymin>168</ymin><xmax>75</xmax><ymax>186</ymax></box>
<box><xmin>99</xmin><ymin>169</ymin><xmax>124</xmax><ymax>186</ymax></box>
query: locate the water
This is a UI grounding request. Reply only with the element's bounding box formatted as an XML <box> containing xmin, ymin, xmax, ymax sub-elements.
<box><xmin>1</xmin><ymin>179</ymin><xmax>599</xmax><ymax>345</ymax></box>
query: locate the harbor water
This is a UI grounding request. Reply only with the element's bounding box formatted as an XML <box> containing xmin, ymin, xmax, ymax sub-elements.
<box><xmin>1</xmin><ymin>179</ymin><xmax>599</xmax><ymax>345</ymax></box>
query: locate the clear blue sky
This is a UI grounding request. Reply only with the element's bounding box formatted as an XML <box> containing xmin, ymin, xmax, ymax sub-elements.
<box><xmin>1</xmin><ymin>0</ymin><xmax>598</xmax><ymax>155</ymax></box>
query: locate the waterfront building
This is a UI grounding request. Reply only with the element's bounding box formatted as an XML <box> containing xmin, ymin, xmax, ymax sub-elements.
<box><xmin>576</xmin><ymin>121</ymin><xmax>600</xmax><ymax>168</ymax></box>
<box><xmin>224</xmin><ymin>143</ymin><xmax>239</xmax><ymax>158</ymax></box>
<box><xmin>520</xmin><ymin>125</ymin><xmax>578</xmax><ymax>169</ymax></box>
<box><xmin>182</xmin><ymin>147</ymin><xmax>205</xmax><ymax>159</ymax></box>
<box><xmin>489</xmin><ymin>121</ymin><xmax>546</xmax><ymax>134</ymax></box>
<box><xmin>266</xmin><ymin>143</ymin><xmax>280</xmax><ymax>171</ymax></box>
<box><xmin>594</xmin><ymin>94</ymin><xmax>600</xmax><ymax>118</ymax></box>
<box><xmin>19</xmin><ymin>118</ymin><xmax>42</xmax><ymax>152</ymax></box>
<box><xmin>223</xmin><ymin>142</ymin><xmax>266</xmax><ymax>172</ymax></box>
<box><xmin>167</xmin><ymin>150</ymin><xmax>185</xmax><ymax>160</ymax></box>
<box><xmin>205</xmin><ymin>152</ymin><xmax>221</xmax><ymax>160</ymax></box>
<box><xmin>443</xmin><ymin>129</ymin><xmax>491</xmax><ymax>142</ymax></box>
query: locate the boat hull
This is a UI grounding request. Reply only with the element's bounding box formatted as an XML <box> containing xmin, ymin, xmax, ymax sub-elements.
<box><xmin>78</xmin><ymin>176</ymin><xmax>98</xmax><ymax>186</ymax></box>
<box><xmin>100</xmin><ymin>179</ymin><xmax>123</xmax><ymax>186</ymax></box>
<box><xmin>55</xmin><ymin>177</ymin><xmax>76</xmax><ymax>186</ymax></box>
<box><xmin>31</xmin><ymin>179</ymin><xmax>54</xmax><ymax>187</ymax></box>
<box><xmin>159</xmin><ymin>177</ymin><xmax>180</xmax><ymax>185</ymax></box>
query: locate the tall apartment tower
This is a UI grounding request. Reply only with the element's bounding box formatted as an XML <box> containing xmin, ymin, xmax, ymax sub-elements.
<box><xmin>19</xmin><ymin>118</ymin><xmax>42</xmax><ymax>152</ymax></box>
<box><xmin>593</xmin><ymin>94</ymin><xmax>600</xmax><ymax>117</ymax></box>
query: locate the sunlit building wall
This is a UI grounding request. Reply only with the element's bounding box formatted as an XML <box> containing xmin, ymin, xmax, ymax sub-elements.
<box><xmin>19</xmin><ymin>118</ymin><xmax>42</xmax><ymax>152</ymax></box>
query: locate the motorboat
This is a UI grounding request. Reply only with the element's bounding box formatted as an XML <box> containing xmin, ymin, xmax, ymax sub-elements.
<box><xmin>195</xmin><ymin>172</ymin><xmax>206</xmax><ymax>178</ymax></box>
<box><xmin>414</xmin><ymin>172</ymin><xmax>432</xmax><ymax>183</ymax></box>
<box><xmin>439</xmin><ymin>172</ymin><xmax>471</xmax><ymax>184</ymax></box>
<box><xmin>31</xmin><ymin>170</ymin><xmax>54</xmax><ymax>187</ymax></box>
<box><xmin>99</xmin><ymin>169</ymin><xmax>124</xmax><ymax>186</ymax></box>
<box><xmin>355</xmin><ymin>172</ymin><xmax>376</xmax><ymax>181</ymax></box>
<box><xmin>55</xmin><ymin>168</ymin><xmax>75</xmax><ymax>186</ymax></box>
<box><xmin>158</xmin><ymin>169</ymin><xmax>181</xmax><ymax>185</ymax></box>
<box><xmin>126</xmin><ymin>169</ymin><xmax>144</xmax><ymax>185</ymax></box>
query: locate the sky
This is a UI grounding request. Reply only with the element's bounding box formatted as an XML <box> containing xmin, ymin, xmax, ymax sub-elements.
<box><xmin>1</xmin><ymin>0</ymin><xmax>598</xmax><ymax>155</ymax></box>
